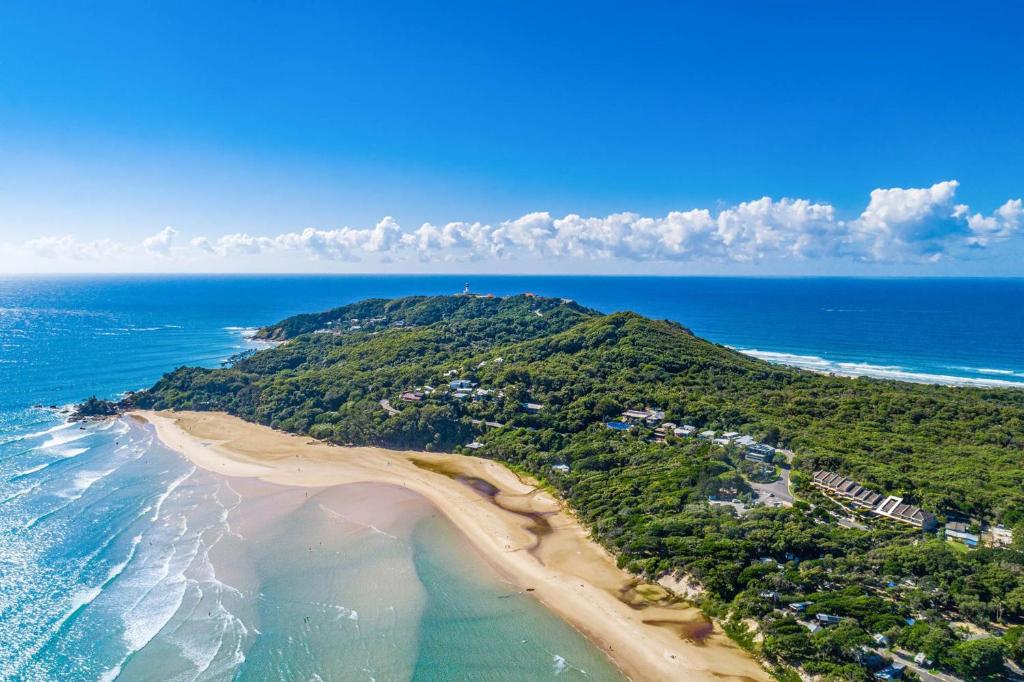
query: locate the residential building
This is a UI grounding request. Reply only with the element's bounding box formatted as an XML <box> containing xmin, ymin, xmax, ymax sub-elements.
<box><xmin>400</xmin><ymin>391</ymin><xmax>423</xmax><ymax>402</ymax></box>
<box><xmin>522</xmin><ymin>402</ymin><xmax>544</xmax><ymax>413</ymax></box>
<box><xmin>945</xmin><ymin>521</ymin><xmax>980</xmax><ymax>547</ymax></box>
<box><xmin>552</xmin><ymin>464</ymin><xmax>570</xmax><ymax>474</ymax></box>
<box><xmin>674</xmin><ymin>425</ymin><xmax>697</xmax><ymax>437</ymax></box>
<box><xmin>811</xmin><ymin>471</ymin><xmax>884</xmax><ymax>510</ymax></box>
<box><xmin>465</xmin><ymin>442</ymin><xmax>484</xmax><ymax>450</ymax></box>
<box><xmin>621</xmin><ymin>408</ymin><xmax>664</xmax><ymax>423</ymax></box>
<box><xmin>449</xmin><ymin>379</ymin><xmax>474</xmax><ymax>390</ymax></box>
<box><xmin>645</xmin><ymin>409</ymin><xmax>666</xmax><ymax>423</ymax></box>
<box><xmin>816</xmin><ymin>613</ymin><xmax>843</xmax><ymax>625</ymax></box>
<box><xmin>744</xmin><ymin>443</ymin><xmax>775</xmax><ymax>463</ymax></box>
<box><xmin>874</xmin><ymin>496</ymin><xmax>937</xmax><ymax>531</ymax></box>
<box><xmin>654</xmin><ymin>422</ymin><xmax>676</xmax><ymax>443</ymax></box>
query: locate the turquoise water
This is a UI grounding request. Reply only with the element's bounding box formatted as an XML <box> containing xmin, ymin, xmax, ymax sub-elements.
<box><xmin>0</xmin><ymin>276</ymin><xmax>626</xmax><ymax>680</ymax></box>
<box><xmin>2</xmin><ymin>274</ymin><xmax>1023</xmax><ymax>679</ymax></box>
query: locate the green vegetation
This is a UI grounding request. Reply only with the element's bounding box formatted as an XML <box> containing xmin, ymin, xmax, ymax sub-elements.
<box><xmin>111</xmin><ymin>294</ymin><xmax>1024</xmax><ymax>677</ymax></box>
<box><xmin>1005</xmin><ymin>625</ymin><xmax>1024</xmax><ymax>666</ymax></box>
<box><xmin>72</xmin><ymin>395</ymin><xmax>122</xmax><ymax>419</ymax></box>
<box><xmin>948</xmin><ymin>637</ymin><xmax>1006</xmax><ymax>679</ymax></box>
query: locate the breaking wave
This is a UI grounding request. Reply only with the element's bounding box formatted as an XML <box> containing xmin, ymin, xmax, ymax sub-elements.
<box><xmin>738</xmin><ymin>348</ymin><xmax>1024</xmax><ymax>388</ymax></box>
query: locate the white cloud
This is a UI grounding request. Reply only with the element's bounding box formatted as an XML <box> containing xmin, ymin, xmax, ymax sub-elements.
<box><xmin>848</xmin><ymin>180</ymin><xmax>962</xmax><ymax>260</ymax></box>
<box><xmin>714</xmin><ymin>198</ymin><xmax>839</xmax><ymax>261</ymax></box>
<box><xmin>272</xmin><ymin>217</ymin><xmax>403</xmax><ymax>260</ymax></box>
<box><xmin>6</xmin><ymin>181</ymin><xmax>1020</xmax><ymax>270</ymax></box>
<box><xmin>21</xmin><ymin>235</ymin><xmax>123</xmax><ymax>261</ymax></box>
<box><xmin>402</xmin><ymin>221</ymin><xmax>495</xmax><ymax>260</ymax></box>
<box><xmin>478</xmin><ymin>199</ymin><xmax>838</xmax><ymax>262</ymax></box>
<box><xmin>964</xmin><ymin>198</ymin><xmax>1023</xmax><ymax>246</ymax></box>
<box><xmin>142</xmin><ymin>226</ymin><xmax>177</xmax><ymax>256</ymax></box>
<box><xmin>208</xmin><ymin>232</ymin><xmax>276</xmax><ymax>256</ymax></box>
<box><xmin>492</xmin><ymin>212</ymin><xmax>558</xmax><ymax>253</ymax></box>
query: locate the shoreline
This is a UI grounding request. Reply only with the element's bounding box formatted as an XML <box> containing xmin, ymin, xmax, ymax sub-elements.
<box><xmin>735</xmin><ymin>347</ymin><xmax>1024</xmax><ymax>389</ymax></box>
<box><xmin>132</xmin><ymin>409</ymin><xmax>769</xmax><ymax>682</ymax></box>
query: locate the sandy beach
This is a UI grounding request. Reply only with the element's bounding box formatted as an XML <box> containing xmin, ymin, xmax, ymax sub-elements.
<box><xmin>132</xmin><ymin>410</ymin><xmax>769</xmax><ymax>682</ymax></box>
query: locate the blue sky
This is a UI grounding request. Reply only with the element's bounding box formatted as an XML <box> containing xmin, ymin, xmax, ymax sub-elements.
<box><xmin>1</xmin><ymin>1</ymin><xmax>1021</xmax><ymax>274</ymax></box>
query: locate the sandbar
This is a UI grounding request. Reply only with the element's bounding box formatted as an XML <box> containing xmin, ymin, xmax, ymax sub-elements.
<box><xmin>132</xmin><ymin>409</ymin><xmax>769</xmax><ymax>682</ymax></box>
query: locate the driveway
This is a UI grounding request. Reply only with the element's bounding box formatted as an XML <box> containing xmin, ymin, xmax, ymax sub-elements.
<box><xmin>750</xmin><ymin>465</ymin><xmax>793</xmax><ymax>506</ymax></box>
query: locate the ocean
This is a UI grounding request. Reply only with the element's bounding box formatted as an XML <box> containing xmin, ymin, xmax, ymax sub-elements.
<box><xmin>1</xmin><ymin>274</ymin><xmax>1022</xmax><ymax>679</ymax></box>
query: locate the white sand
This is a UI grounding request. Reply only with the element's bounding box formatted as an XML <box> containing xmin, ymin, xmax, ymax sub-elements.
<box><xmin>133</xmin><ymin>410</ymin><xmax>769</xmax><ymax>682</ymax></box>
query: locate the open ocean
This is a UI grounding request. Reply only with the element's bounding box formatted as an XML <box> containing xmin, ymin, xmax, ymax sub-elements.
<box><xmin>1</xmin><ymin>274</ymin><xmax>1022</xmax><ymax>680</ymax></box>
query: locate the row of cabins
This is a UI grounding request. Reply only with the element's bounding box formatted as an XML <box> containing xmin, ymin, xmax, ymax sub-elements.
<box><xmin>812</xmin><ymin>471</ymin><xmax>937</xmax><ymax>530</ymax></box>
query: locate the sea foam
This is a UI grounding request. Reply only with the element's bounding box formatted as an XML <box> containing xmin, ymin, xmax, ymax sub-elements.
<box><xmin>738</xmin><ymin>348</ymin><xmax>1024</xmax><ymax>388</ymax></box>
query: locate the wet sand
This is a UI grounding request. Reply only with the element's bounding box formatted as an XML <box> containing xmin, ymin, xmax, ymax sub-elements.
<box><xmin>132</xmin><ymin>410</ymin><xmax>769</xmax><ymax>682</ymax></box>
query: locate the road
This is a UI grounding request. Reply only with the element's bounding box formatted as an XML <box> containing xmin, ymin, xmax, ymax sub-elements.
<box><xmin>379</xmin><ymin>399</ymin><xmax>400</xmax><ymax>416</ymax></box>
<box><xmin>873</xmin><ymin>648</ymin><xmax>962</xmax><ymax>682</ymax></box>
<box><xmin>750</xmin><ymin>465</ymin><xmax>793</xmax><ymax>506</ymax></box>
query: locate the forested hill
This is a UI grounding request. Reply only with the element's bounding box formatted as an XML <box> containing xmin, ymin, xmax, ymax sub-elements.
<box><xmin>135</xmin><ymin>293</ymin><xmax>1024</xmax><ymax>522</ymax></box>
<box><xmin>251</xmin><ymin>293</ymin><xmax>600</xmax><ymax>341</ymax></box>
<box><xmin>107</xmin><ymin>293</ymin><xmax>1024</xmax><ymax>677</ymax></box>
